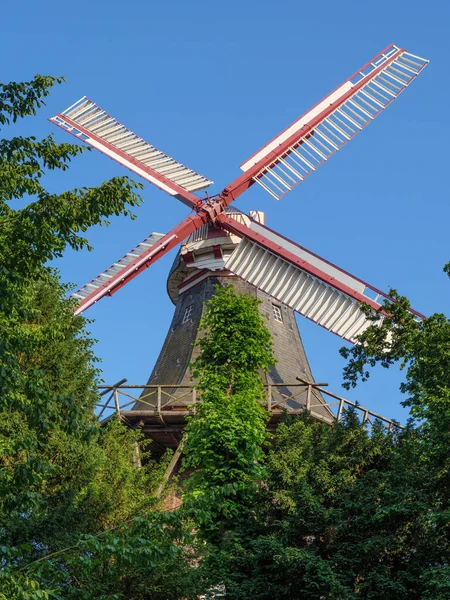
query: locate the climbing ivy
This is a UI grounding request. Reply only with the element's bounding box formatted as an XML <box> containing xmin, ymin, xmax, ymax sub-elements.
<box><xmin>182</xmin><ymin>284</ymin><xmax>275</xmax><ymax>542</ymax></box>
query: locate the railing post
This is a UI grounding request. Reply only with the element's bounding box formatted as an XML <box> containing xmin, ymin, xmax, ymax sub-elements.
<box><xmin>267</xmin><ymin>385</ymin><xmax>272</xmax><ymax>411</ymax></box>
<box><xmin>363</xmin><ymin>409</ymin><xmax>369</xmax><ymax>425</ymax></box>
<box><xmin>192</xmin><ymin>388</ymin><xmax>196</xmax><ymax>406</ymax></box>
<box><xmin>98</xmin><ymin>391</ymin><xmax>113</xmax><ymax>419</ymax></box>
<box><xmin>337</xmin><ymin>398</ymin><xmax>344</xmax><ymax>422</ymax></box>
<box><xmin>157</xmin><ymin>386</ymin><xmax>161</xmax><ymax>414</ymax></box>
<box><xmin>113</xmin><ymin>387</ymin><xmax>120</xmax><ymax>416</ymax></box>
<box><xmin>306</xmin><ymin>384</ymin><xmax>311</xmax><ymax>411</ymax></box>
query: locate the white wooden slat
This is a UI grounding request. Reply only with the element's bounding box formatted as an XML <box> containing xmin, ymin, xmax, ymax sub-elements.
<box><xmin>127</xmin><ymin>145</ymin><xmax>154</xmax><ymax>159</ymax></box>
<box><xmin>154</xmin><ymin>163</ymin><xmax>181</xmax><ymax>176</ymax></box>
<box><xmin>326</xmin><ymin>300</ymin><xmax>357</xmax><ymax>333</ymax></box>
<box><xmin>337</xmin><ymin>107</ymin><xmax>363</xmax><ymax>129</ymax></box>
<box><xmin>253</xmin><ymin>177</ymin><xmax>280</xmax><ymax>200</ymax></box>
<box><xmin>259</xmin><ymin>256</ymin><xmax>283</xmax><ymax>291</ymax></box>
<box><xmin>340</xmin><ymin>311</ymin><xmax>369</xmax><ymax>340</ymax></box>
<box><xmin>359</xmin><ymin>88</ymin><xmax>385</xmax><ymax>109</ymax></box>
<box><xmin>285</xmin><ymin>272</ymin><xmax>312</xmax><ymax>308</ymax></box>
<box><xmin>308</xmin><ymin>287</ymin><xmax>334</xmax><ymax>320</ymax></box>
<box><xmin>143</xmin><ymin>156</ymin><xmax>174</xmax><ymax>168</ymax></box>
<box><xmin>395</xmin><ymin>59</ymin><xmax>419</xmax><ymax>75</ymax></box>
<box><xmin>132</xmin><ymin>149</ymin><xmax>157</xmax><ymax>160</ymax></box>
<box><xmin>66</xmin><ymin>101</ymin><xmax>92</xmax><ymax>121</ymax></box>
<box><xmin>116</xmin><ymin>139</ymin><xmax>144</xmax><ymax>152</ymax></box>
<box><xmin>88</xmin><ymin>115</ymin><xmax>114</xmax><ymax>133</ymax></box>
<box><xmin>270</xmin><ymin>264</ymin><xmax>297</xmax><ymax>298</ymax></box>
<box><xmin>103</xmin><ymin>130</ymin><xmax>131</xmax><ymax>144</ymax></box>
<box><xmin>173</xmin><ymin>174</ymin><xmax>204</xmax><ymax>187</ymax></box>
<box><xmin>90</xmin><ymin>123</ymin><xmax>121</xmax><ymax>138</ymax></box>
<box><xmin>315</xmin><ymin>128</ymin><xmax>339</xmax><ymax>151</ymax></box>
<box><xmin>77</xmin><ymin>109</ymin><xmax>103</xmax><ymax>127</ymax></box>
<box><xmin>319</xmin><ymin>293</ymin><xmax>348</xmax><ymax>327</ymax></box>
<box><xmin>184</xmin><ymin>181</ymin><xmax>209</xmax><ymax>192</ymax></box>
<box><xmin>331</xmin><ymin>110</ymin><xmax>357</xmax><ymax>134</ymax></box>
<box><xmin>377</xmin><ymin>73</ymin><xmax>402</xmax><ymax>92</ymax></box>
<box><xmin>296</xmin><ymin>280</ymin><xmax>325</xmax><ymax>314</ymax></box>
<box><xmin>290</xmin><ymin>147</ymin><xmax>316</xmax><ymax>170</ymax></box>
<box><xmin>242</xmin><ymin>246</ymin><xmax>269</xmax><ymax>284</ymax></box>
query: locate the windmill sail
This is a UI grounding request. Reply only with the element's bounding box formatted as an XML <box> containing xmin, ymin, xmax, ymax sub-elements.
<box><xmin>239</xmin><ymin>44</ymin><xmax>428</xmax><ymax>200</ymax></box>
<box><xmin>70</xmin><ymin>214</ymin><xmax>205</xmax><ymax>315</ymax></box>
<box><xmin>223</xmin><ymin>216</ymin><xmax>424</xmax><ymax>344</ymax></box>
<box><xmin>50</xmin><ymin>98</ymin><xmax>213</xmax><ymax>208</ymax></box>
<box><xmin>70</xmin><ymin>233</ymin><xmax>166</xmax><ymax>315</ymax></box>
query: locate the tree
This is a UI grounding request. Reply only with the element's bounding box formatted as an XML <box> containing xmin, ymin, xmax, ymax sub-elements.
<box><xmin>211</xmin><ymin>413</ymin><xmax>450</xmax><ymax>599</ymax></box>
<box><xmin>340</xmin><ymin>287</ymin><xmax>450</xmax><ymax>491</ymax></box>
<box><xmin>0</xmin><ymin>76</ymin><xmax>203</xmax><ymax>599</ymax></box>
<box><xmin>4</xmin><ymin>75</ymin><xmax>448</xmax><ymax>599</ymax></box>
<box><xmin>208</xmin><ymin>280</ymin><xmax>450</xmax><ymax>599</ymax></box>
<box><xmin>182</xmin><ymin>284</ymin><xmax>275</xmax><ymax>543</ymax></box>
<box><xmin>0</xmin><ymin>74</ymin><xmax>143</xmax><ymax>523</ymax></box>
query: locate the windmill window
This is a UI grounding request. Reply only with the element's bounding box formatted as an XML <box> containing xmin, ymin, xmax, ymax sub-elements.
<box><xmin>272</xmin><ymin>304</ymin><xmax>283</xmax><ymax>323</ymax></box>
<box><xmin>182</xmin><ymin>304</ymin><xmax>194</xmax><ymax>324</ymax></box>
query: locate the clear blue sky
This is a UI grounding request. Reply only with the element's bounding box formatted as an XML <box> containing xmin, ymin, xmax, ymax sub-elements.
<box><xmin>2</xmin><ymin>0</ymin><xmax>449</xmax><ymax>422</ymax></box>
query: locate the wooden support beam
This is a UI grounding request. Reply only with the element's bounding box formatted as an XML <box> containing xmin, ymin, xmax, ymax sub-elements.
<box><xmin>155</xmin><ymin>440</ymin><xmax>184</xmax><ymax>499</ymax></box>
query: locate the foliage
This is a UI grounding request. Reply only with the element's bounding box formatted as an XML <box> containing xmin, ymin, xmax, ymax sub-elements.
<box><xmin>206</xmin><ymin>278</ymin><xmax>450</xmax><ymax>598</ymax></box>
<box><xmin>3</xmin><ymin>74</ymin><xmax>449</xmax><ymax>599</ymax></box>
<box><xmin>0</xmin><ymin>73</ymin><xmax>143</xmax><ymax>518</ymax></box>
<box><xmin>182</xmin><ymin>284</ymin><xmax>275</xmax><ymax>542</ymax></box>
<box><xmin>209</xmin><ymin>409</ymin><xmax>450</xmax><ymax>599</ymax></box>
<box><xmin>12</xmin><ymin>511</ymin><xmax>204</xmax><ymax>600</ymax></box>
<box><xmin>0</xmin><ymin>77</ymin><xmax>142</xmax><ymax>275</ymax></box>
<box><xmin>0</xmin><ymin>75</ymin><xmax>201</xmax><ymax>599</ymax></box>
<box><xmin>339</xmin><ymin>289</ymin><xmax>450</xmax><ymax>486</ymax></box>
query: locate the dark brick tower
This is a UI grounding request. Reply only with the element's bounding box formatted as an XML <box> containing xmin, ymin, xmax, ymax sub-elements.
<box><xmin>133</xmin><ymin>211</ymin><xmax>333</xmax><ymax>450</ymax></box>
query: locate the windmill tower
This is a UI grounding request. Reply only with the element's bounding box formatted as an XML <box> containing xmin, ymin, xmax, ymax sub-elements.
<box><xmin>51</xmin><ymin>44</ymin><xmax>428</xmax><ymax>448</ymax></box>
<box><xmin>141</xmin><ymin>208</ymin><xmax>334</xmax><ymax>428</ymax></box>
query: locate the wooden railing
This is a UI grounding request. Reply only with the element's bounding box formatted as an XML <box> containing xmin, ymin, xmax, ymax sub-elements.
<box><xmin>96</xmin><ymin>377</ymin><xmax>401</xmax><ymax>432</ymax></box>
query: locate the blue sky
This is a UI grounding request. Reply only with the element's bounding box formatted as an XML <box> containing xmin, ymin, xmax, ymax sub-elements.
<box><xmin>2</xmin><ymin>0</ymin><xmax>449</xmax><ymax>422</ymax></box>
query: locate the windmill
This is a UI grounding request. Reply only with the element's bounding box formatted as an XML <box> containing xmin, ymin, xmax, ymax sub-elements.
<box><xmin>50</xmin><ymin>44</ymin><xmax>428</xmax><ymax>444</ymax></box>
